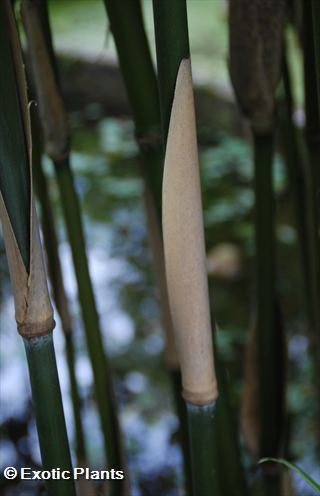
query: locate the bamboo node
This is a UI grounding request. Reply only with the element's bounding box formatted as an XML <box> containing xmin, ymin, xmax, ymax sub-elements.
<box><xmin>182</xmin><ymin>384</ymin><xmax>218</xmax><ymax>406</ymax></box>
<box><xmin>18</xmin><ymin>317</ymin><xmax>56</xmax><ymax>338</ymax></box>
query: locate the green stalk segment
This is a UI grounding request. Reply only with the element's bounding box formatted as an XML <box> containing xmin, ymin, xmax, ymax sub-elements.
<box><xmin>302</xmin><ymin>0</ymin><xmax>320</xmax><ymax>243</ymax></box>
<box><xmin>24</xmin><ymin>334</ymin><xmax>76</xmax><ymax>496</ymax></box>
<box><xmin>254</xmin><ymin>133</ymin><xmax>283</xmax><ymax>458</ymax></box>
<box><xmin>187</xmin><ymin>402</ymin><xmax>219</xmax><ymax>496</ymax></box>
<box><xmin>33</xmin><ymin>144</ymin><xmax>86</xmax><ymax>462</ymax></box>
<box><xmin>303</xmin><ymin>1</ymin><xmax>320</xmax><ymax>146</ymax></box>
<box><xmin>229</xmin><ymin>4</ymin><xmax>286</xmax><ymax>486</ymax></box>
<box><xmin>311</xmin><ymin>0</ymin><xmax>320</xmax><ymax>108</ymax></box>
<box><xmin>64</xmin><ymin>333</ymin><xmax>86</xmax><ymax>461</ymax></box>
<box><xmin>104</xmin><ymin>0</ymin><xmax>162</xmax><ymax>215</ymax></box>
<box><xmin>0</xmin><ymin>2</ymin><xmax>75</xmax><ymax>495</ymax></box>
<box><xmin>280</xmin><ymin>58</ymin><xmax>320</xmax><ymax>413</ymax></box>
<box><xmin>152</xmin><ymin>0</ymin><xmax>190</xmax><ymax>142</ymax></box>
<box><xmin>54</xmin><ymin>157</ymin><xmax>123</xmax><ymax>471</ymax></box>
<box><xmin>213</xmin><ymin>347</ymin><xmax>247</xmax><ymax>496</ymax></box>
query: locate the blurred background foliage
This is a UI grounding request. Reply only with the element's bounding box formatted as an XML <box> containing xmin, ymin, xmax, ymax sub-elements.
<box><xmin>0</xmin><ymin>1</ymin><xmax>319</xmax><ymax>495</ymax></box>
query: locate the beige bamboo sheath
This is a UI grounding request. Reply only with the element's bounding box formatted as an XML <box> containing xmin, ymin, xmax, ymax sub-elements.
<box><xmin>21</xmin><ymin>0</ymin><xmax>69</xmax><ymax>162</ymax></box>
<box><xmin>143</xmin><ymin>180</ymin><xmax>179</xmax><ymax>370</ymax></box>
<box><xmin>0</xmin><ymin>0</ymin><xmax>54</xmax><ymax>338</ymax></box>
<box><xmin>0</xmin><ymin>197</ymin><xmax>55</xmax><ymax>337</ymax></box>
<box><xmin>229</xmin><ymin>0</ymin><xmax>286</xmax><ymax>134</ymax></box>
<box><xmin>162</xmin><ymin>59</ymin><xmax>217</xmax><ymax>406</ymax></box>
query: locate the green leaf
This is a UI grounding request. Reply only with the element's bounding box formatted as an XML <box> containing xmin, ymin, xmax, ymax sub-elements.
<box><xmin>259</xmin><ymin>458</ymin><xmax>320</xmax><ymax>493</ymax></box>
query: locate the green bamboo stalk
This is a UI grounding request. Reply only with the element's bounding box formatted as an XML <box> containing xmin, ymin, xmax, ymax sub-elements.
<box><xmin>143</xmin><ymin>180</ymin><xmax>192</xmax><ymax>492</ymax></box>
<box><xmin>253</xmin><ymin>132</ymin><xmax>278</xmax><ymax>456</ymax></box>
<box><xmin>213</xmin><ymin>344</ymin><xmax>247</xmax><ymax>496</ymax></box>
<box><xmin>0</xmin><ymin>3</ymin><xmax>75</xmax><ymax>495</ymax></box>
<box><xmin>280</xmin><ymin>57</ymin><xmax>320</xmax><ymax>419</ymax></box>
<box><xmin>32</xmin><ymin>137</ymin><xmax>87</xmax><ymax>463</ymax></box>
<box><xmin>103</xmin><ymin>0</ymin><xmax>162</xmax><ymax>216</ymax></box>
<box><xmin>152</xmin><ymin>0</ymin><xmax>190</xmax><ymax>143</ymax></box>
<box><xmin>103</xmin><ymin>1</ymin><xmax>192</xmax><ymax>492</ymax></box>
<box><xmin>154</xmin><ymin>3</ymin><xmax>247</xmax><ymax>494</ymax></box>
<box><xmin>229</xmin><ymin>2</ymin><xmax>286</xmax><ymax>493</ymax></box>
<box><xmin>152</xmin><ymin>3</ymin><xmax>219</xmax><ymax>495</ymax></box>
<box><xmin>253</xmin><ymin>135</ymin><xmax>286</xmax><ymax>494</ymax></box>
<box><xmin>20</xmin><ymin>2</ymin><xmax>127</xmax><ymax>491</ymax></box>
<box><xmin>54</xmin><ymin>157</ymin><xmax>124</xmax><ymax>472</ymax></box>
<box><xmin>302</xmin><ymin>0</ymin><xmax>320</xmax><ymax>247</ymax></box>
<box><xmin>187</xmin><ymin>403</ymin><xmax>219</xmax><ymax>495</ymax></box>
<box><xmin>24</xmin><ymin>334</ymin><xmax>76</xmax><ymax>496</ymax></box>
<box><xmin>311</xmin><ymin>0</ymin><xmax>320</xmax><ymax>109</ymax></box>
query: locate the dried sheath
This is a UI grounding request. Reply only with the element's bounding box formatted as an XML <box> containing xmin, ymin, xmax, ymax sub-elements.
<box><xmin>21</xmin><ymin>0</ymin><xmax>69</xmax><ymax>162</ymax></box>
<box><xmin>229</xmin><ymin>0</ymin><xmax>286</xmax><ymax>133</ymax></box>
<box><xmin>162</xmin><ymin>59</ymin><xmax>217</xmax><ymax>406</ymax></box>
<box><xmin>0</xmin><ymin>199</ymin><xmax>55</xmax><ymax>337</ymax></box>
<box><xmin>0</xmin><ymin>1</ymin><xmax>54</xmax><ymax>337</ymax></box>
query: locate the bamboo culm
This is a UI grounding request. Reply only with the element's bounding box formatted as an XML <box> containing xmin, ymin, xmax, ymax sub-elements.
<box><xmin>103</xmin><ymin>0</ymin><xmax>192</xmax><ymax>491</ymax></box>
<box><xmin>32</xmin><ymin>139</ymin><xmax>87</xmax><ymax>462</ymax></box>
<box><xmin>21</xmin><ymin>2</ymin><xmax>126</xmax><ymax>491</ymax></box>
<box><xmin>152</xmin><ymin>2</ymin><xmax>219</xmax><ymax>495</ymax></box>
<box><xmin>0</xmin><ymin>3</ymin><xmax>75</xmax><ymax>495</ymax></box>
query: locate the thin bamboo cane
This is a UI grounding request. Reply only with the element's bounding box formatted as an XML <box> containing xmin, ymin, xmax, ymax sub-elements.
<box><xmin>54</xmin><ymin>157</ymin><xmax>125</xmax><ymax>477</ymax></box>
<box><xmin>152</xmin><ymin>0</ymin><xmax>190</xmax><ymax>143</ymax></box>
<box><xmin>143</xmin><ymin>180</ymin><xmax>193</xmax><ymax>492</ymax></box>
<box><xmin>32</xmin><ymin>137</ymin><xmax>87</xmax><ymax>463</ymax></box>
<box><xmin>102</xmin><ymin>1</ymin><xmax>192</xmax><ymax>492</ymax></box>
<box><xmin>229</xmin><ymin>2</ymin><xmax>286</xmax><ymax>493</ymax></box>
<box><xmin>213</xmin><ymin>345</ymin><xmax>247</xmax><ymax>496</ymax></box>
<box><xmin>103</xmin><ymin>0</ymin><xmax>162</xmax><ymax>216</ymax></box>
<box><xmin>311</xmin><ymin>0</ymin><xmax>320</xmax><ymax>110</ymax></box>
<box><xmin>253</xmin><ymin>132</ymin><xmax>278</xmax><ymax>454</ymax></box>
<box><xmin>0</xmin><ymin>3</ymin><xmax>75</xmax><ymax>495</ymax></box>
<box><xmin>302</xmin><ymin>0</ymin><xmax>320</xmax><ymax>247</ymax></box>
<box><xmin>103</xmin><ymin>0</ymin><xmax>175</xmax><ymax>372</ymax></box>
<box><xmin>24</xmin><ymin>334</ymin><xmax>76</xmax><ymax>496</ymax></box>
<box><xmin>300</xmin><ymin>3</ymin><xmax>320</xmax><ymax>450</ymax></box>
<box><xmin>20</xmin><ymin>2</ymin><xmax>127</xmax><ymax>491</ymax></box>
<box><xmin>280</xmin><ymin>58</ymin><xmax>320</xmax><ymax>427</ymax></box>
<box><xmin>152</xmin><ymin>2</ymin><xmax>219</xmax><ymax>494</ymax></box>
<box><xmin>229</xmin><ymin>0</ymin><xmax>286</xmax><ymax>495</ymax></box>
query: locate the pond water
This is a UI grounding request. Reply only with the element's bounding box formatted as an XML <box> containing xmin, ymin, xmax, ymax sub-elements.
<box><xmin>0</xmin><ymin>110</ymin><xmax>319</xmax><ymax>495</ymax></box>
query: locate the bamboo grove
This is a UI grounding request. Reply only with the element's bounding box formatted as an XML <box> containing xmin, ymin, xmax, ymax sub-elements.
<box><xmin>0</xmin><ymin>0</ymin><xmax>319</xmax><ymax>495</ymax></box>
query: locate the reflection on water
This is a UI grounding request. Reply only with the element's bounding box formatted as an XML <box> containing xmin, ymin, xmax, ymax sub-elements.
<box><xmin>0</xmin><ymin>116</ymin><xmax>180</xmax><ymax>495</ymax></box>
<box><xmin>0</xmin><ymin>116</ymin><xmax>319</xmax><ymax>495</ymax></box>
